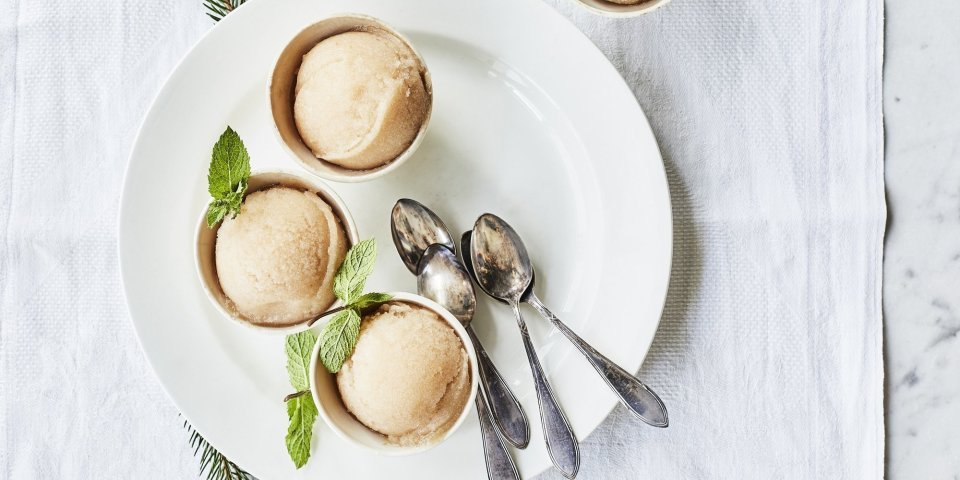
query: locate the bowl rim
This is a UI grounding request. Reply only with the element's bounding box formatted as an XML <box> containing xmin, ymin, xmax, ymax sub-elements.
<box><xmin>572</xmin><ymin>0</ymin><xmax>672</xmax><ymax>18</ymax></box>
<box><xmin>309</xmin><ymin>292</ymin><xmax>480</xmax><ymax>456</ymax></box>
<box><xmin>267</xmin><ymin>13</ymin><xmax>434</xmax><ymax>183</ymax></box>
<box><xmin>193</xmin><ymin>169</ymin><xmax>360</xmax><ymax>335</ymax></box>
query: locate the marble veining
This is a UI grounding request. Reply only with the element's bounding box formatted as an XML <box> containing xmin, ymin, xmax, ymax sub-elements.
<box><xmin>884</xmin><ymin>0</ymin><xmax>960</xmax><ymax>476</ymax></box>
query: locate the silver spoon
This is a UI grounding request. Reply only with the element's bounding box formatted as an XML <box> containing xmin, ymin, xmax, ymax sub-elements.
<box><xmin>390</xmin><ymin>200</ymin><xmax>531</xmax><ymax>448</ymax></box>
<box><xmin>418</xmin><ymin>245</ymin><xmax>522</xmax><ymax>480</ymax></box>
<box><xmin>466</xmin><ymin>216</ymin><xmax>668</xmax><ymax>429</ymax></box>
<box><xmin>471</xmin><ymin>215</ymin><xmax>580</xmax><ymax>480</ymax></box>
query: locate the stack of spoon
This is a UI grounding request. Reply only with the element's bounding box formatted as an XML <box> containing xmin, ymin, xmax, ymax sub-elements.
<box><xmin>391</xmin><ymin>199</ymin><xmax>667</xmax><ymax>480</ymax></box>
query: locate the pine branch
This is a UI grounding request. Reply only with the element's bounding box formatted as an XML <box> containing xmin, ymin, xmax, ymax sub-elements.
<box><xmin>203</xmin><ymin>0</ymin><xmax>247</xmax><ymax>22</ymax></box>
<box><xmin>184</xmin><ymin>419</ymin><xmax>257</xmax><ymax>480</ymax></box>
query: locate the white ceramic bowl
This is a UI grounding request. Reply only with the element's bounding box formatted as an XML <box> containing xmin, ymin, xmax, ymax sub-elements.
<box><xmin>573</xmin><ymin>0</ymin><xmax>672</xmax><ymax>18</ymax></box>
<box><xmin>268</xmin><ymin>14</ymin><xmax>433</xmax><ymax>183</ymax></box>
<box><xmin>195</xmin><ymin>170</ymin><xmax>360</xmax><ymax>335</ymax></box>
<box><xmin>310</xmin><ymin>292</ymin><xmax>479</xmax><ymax>455</ymax></box>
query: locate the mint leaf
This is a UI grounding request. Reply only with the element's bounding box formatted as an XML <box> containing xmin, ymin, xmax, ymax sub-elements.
<box><xmin>333</xmin><ymin>239</ymin><xmax>377</xmax><ymax>304</ymax></box>
<box><xmin>206</xmin><ymin>126</ymin><xmax>251</xmax><ymax>228</ymax></box>
<box><xmin>284</xmin><ymin>331</ymin><xmax>318</xmax><ymax>469</ymax></box>
<box><xmin>208</xmin><ymin>127</ymin><xmax>250</xmax><ymax>198</ymax></box>
<box><xmin>224</xmin><ymin>179</ymin><xmax>246</xmax><ymax>207</ymax></box>
<box><xmin>286</xmin><ymin>394</ymin><xmax>317</xmax><ymax>469</ymax></box>
<box><xmin>205</xmin><ymin>201</ymin><xmax>230</xmax><ymax>227</ymax></box>
<box><xmin>318</xmin><ymin>309</ymin><xmax>361</xmax><ymax>373</ymax></box>
<box><xmin>285</xmin><ymin>331</ymin><xmax>316</xmax><ymax>391</ymax></box>
<box><xmin>350</xmin><ymin>292</ymin><xmax>393</xmax><ymax>313</ymax></box>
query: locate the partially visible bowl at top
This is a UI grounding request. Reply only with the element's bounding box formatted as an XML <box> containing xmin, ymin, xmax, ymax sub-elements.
<box><xmin>269</xmin><ymin>14</ymin><xmax>433</xmax><ymax>183</ymax></box>
<box><xmin>573</xmin><ymin>0</ymin><xmax>671</xmax><ymax>17</ymax></box>
<box><xmin>195</xmin><ymin>170</ymin><xmax>360</xmax><ymax>335</ymax></box>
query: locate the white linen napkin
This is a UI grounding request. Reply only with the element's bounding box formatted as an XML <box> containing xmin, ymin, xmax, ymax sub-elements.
<box><xmin>537</xmin><ymin>1</ymin><xmax>885</xmax><ymax>478</ymax></box>
<box><xmin>0</xmin><ymin>2</ymin><xmax>208</xmax><ymax>477</ymax></box>
<box><xmin>0</xmin><ymin>0</ymin><xmax>883</xmax><ymax>478</ymax></box>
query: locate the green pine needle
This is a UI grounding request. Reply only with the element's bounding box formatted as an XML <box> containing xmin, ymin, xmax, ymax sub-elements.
<box><xmin>184</xmin><ymin>419</ymin><xmax>257</xmax><ymax>480</ymax></box>
<box><xmin>203</xmin><ymin>0</ymin><xmax>247</xmax><ymax>22</ymax></box>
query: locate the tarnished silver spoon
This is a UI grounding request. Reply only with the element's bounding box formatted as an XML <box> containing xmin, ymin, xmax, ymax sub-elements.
<box><xmin>390</xmin><ymin>199</ymin><xmax>531</xmax><ymax>449</ymax></box>
<box><xmin>471</xmin><ymin>215</ymin><xmax>580</xmax><ymax>480</ymax></box>
<box><xmin>466</xmin><ymin>215</ymin><xmax>668</xmax><ymax>429</ymax></box>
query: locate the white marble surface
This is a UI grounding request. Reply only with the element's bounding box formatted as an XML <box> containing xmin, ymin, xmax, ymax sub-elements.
<box><xmin>884</xmin><ymin>0</ymin><xmax>960</xmax><ymax>477</ymax></box>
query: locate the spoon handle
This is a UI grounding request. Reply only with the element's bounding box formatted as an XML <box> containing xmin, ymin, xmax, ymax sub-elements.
<box><xmin>475</xmin><ymin>394</ymin><xmax>521</xmax><ymax>480</ymax></box>
<box><xmin>526</xmin><ymin>294</ymin><xmax>669</xmax><ymax>428</ymax></box>
<box><xmin>468</xmin><ymin>327</ymin><xmax>531</xmax><ymax>449</ymax></box>
<box><xmin>511</xmin><ymin>303</ymin><xmax>580</xmax><ymax>479</ymax></box>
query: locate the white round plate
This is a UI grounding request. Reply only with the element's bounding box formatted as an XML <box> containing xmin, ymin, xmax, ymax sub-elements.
<box><xmin>119</xmin><ymin>0</ymin><xmax>672</xmax><ymax>478</ymax></box>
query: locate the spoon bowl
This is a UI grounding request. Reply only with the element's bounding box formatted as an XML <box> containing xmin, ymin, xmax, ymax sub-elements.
<box><xmin>391</xmin><ymin>199</ymin><xmax>456</xmax><ymax>274</ymax></box>
<box><xmin>460</xmin><ymin>230</ymin><xmax>504</xmax><ymax>304</ymax></box>
<box><xmin>470</xmin><ymin>214</ymin><xmax>534</xmax><ymax>303</ymax></box>
<box><xmin>417</xmin><ymin>244</ymin><xmax>476</xmax><ymax>326</ymax></box>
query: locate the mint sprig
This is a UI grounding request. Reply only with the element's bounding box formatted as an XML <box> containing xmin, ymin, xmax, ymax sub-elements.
<box><xmin>284</xmin><ymin>331</ymin><xmax>317</xmax><ymax>469</ymax></box>
<box><xmin>205</xmin><ymin>126</ymin><xmax>251</xmax><ymax>227</ymax></box>
<box><xmin>316</xmin><ymin>239</ymin><xmax>391</xmax><ymax>373</ymax></box>
<box><xmin>281</xmin><ymin>239</ymin><xmax>391</xmax><ymax>469</ymax></box>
